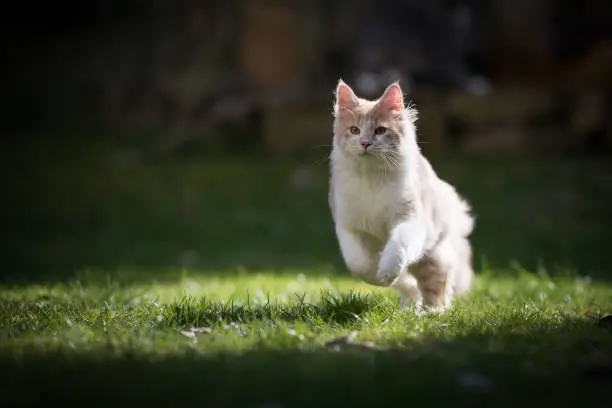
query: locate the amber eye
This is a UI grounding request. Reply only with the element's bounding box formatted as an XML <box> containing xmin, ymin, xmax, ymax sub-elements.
<box><xmin>348</xmin><ymin>126</ymin><xmax>361</xmax><ymax>135</ymax></box>
<box><xmin>374</xmin><ymin>126</ymin><xmax>387</xmax><ymax>135</ymax></box>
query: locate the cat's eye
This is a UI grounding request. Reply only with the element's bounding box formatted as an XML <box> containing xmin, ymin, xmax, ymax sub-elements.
<box><xmin>374</xmin><ymin>126</ymin><xmax>387</xmax><ymax>135</ymax></box>
<box><xmin>348</xmin><ymin>126</ymin><xmax>361</xmax><ymax>135</ymax></box>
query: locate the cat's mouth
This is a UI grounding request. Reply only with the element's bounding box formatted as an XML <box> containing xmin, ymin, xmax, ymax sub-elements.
<box><xmin>358</xmin><ymin>149</ymin><xmax>376</xmax><ymax>157</ymax></box>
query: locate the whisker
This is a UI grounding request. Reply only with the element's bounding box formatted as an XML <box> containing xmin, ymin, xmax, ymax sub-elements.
<box><xmin>383</xmin><ymin>152</ymin><xmax>402</xmax><ymax>170</ymax></box>
<box><xmin>313</xmin><ymin>155</ymin><xmax>331</xmax><ymax>165</ymax></box>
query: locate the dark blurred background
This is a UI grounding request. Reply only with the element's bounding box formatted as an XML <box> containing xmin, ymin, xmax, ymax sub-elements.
<box><xmin>1</xmin><ymin>0</ymin><xmax>611</xmax><ymax>284</ymax></box>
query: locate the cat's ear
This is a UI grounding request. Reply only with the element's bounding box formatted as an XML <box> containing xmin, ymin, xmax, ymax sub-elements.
<box><xmin>335</xmin><ymin>79</ymin><xmax>359</xmax><ymax>112</ymax></box>
<box><xmin>379</xmin><ymin>82</ymin><xmax>404</xmax><ymax>112</ymax></box>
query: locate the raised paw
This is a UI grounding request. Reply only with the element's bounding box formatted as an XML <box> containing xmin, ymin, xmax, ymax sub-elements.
<box><xmin>376</xmin><ymin>267</ymin><xmax>400</xmax><ymax>286</ymax></box>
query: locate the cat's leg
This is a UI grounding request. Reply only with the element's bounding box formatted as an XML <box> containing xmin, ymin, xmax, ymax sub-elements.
<box><xmin>392</xmin><ymin>272</ymin><xmax>422</xmax><ymax>310</ymax></box>
<box><xmin>335</xmin><ymin>227</ymin><xmax>384</xmax><ymax>286</ymax></box>
<box><xmin>412</xmin><ymin>240</ymin><xmax>456</xmax><ymax>313</ymax></box>
<box><xmin>377</xmin><ymin>218</ymin><xmax>427</xmax><ymax>285</ymax></box>
<box><xmin>413</xmin><ymin>263</ymin><xmax>453</xmax><ymax>313</ymax></box>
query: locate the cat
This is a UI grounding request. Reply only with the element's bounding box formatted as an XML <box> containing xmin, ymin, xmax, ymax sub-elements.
<box><xmin>328</xmin><ymin>79</ymin><xmax>474</xmax><ymax>312</ymax></box>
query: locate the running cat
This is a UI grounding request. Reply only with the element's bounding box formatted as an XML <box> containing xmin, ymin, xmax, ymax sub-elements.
<box><xmin>328</xmin><ymin>80</ymin><xmax>474</xmax><ymax>312</ymax></box>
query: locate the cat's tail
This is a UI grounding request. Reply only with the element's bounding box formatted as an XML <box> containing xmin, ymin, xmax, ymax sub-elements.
<box><xmin>458</xmin><ymin>198</ymin><xmax>475</xmax><ymax>238</ymax></box>
<box><xmin>452</xmin><ymin>199</ymin><xmax>475</xmax><ymax>295</ymax></box>
<box><xmin>454</xmin><ymin>236</ymin><xmax>474</xmax><ymax>295</ymax></box>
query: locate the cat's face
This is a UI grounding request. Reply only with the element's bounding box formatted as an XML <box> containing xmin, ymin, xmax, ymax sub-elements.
<box><xmin>332</xmin><ymin>80</ymin><xmax>416</xmax><ymax>161</ymax></box>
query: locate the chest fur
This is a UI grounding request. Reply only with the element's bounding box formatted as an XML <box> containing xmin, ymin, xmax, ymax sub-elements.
<box><xmin>333</xmin><ymin>175</ymin><xmax>399</xmax><ymax>240</ymax></box>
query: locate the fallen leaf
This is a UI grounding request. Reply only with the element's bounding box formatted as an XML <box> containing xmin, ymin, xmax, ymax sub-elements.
<box><xmin>180</xmin><ymin>331</ymin><xmax>196</xmax><ymax>339</ymax></box>
<box><xmin>190</xmin><ymin>326</ymin><xmax>212</xmax><ymax>334</ymax></box>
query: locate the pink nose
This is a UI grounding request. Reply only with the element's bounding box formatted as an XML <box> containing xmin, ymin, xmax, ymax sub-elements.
<box><xmin>360</xmin><ymin>141</ymin><xmax>372</xmax><ymax>149</ymax></box>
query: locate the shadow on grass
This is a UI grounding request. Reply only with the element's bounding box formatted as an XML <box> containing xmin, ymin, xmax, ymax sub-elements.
<box><xmin>164</xmin><ymin>291</ymin><xmax>382</xmax><ymax>327</ymax></box>
<box><xmin>0</xmin><ymin>290</ymin><xmax>385</xmax><ymax>333</ymax></box>
<box><xmin>1</xmin><ymin>316</ymin><xmax>610</xmax><ymax>407</ymax></box>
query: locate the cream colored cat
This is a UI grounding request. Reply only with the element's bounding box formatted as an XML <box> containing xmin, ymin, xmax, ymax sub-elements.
<box><xmin>329</xmin><ymin>79</ymin><xmax>474</xmax><ymax>312</ymax></box>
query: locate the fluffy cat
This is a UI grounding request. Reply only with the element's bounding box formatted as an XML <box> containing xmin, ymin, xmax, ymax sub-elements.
<box><xmin>328</xmin><ymin>79</ymin><xmax>474</xmax><ymax>312</ymax></box>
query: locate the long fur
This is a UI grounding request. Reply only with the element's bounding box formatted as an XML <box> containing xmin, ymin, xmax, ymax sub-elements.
<box><xmin>329</xmin><ymin>79</ymin><xmax>474</xmax><ymax>312</ymax></box>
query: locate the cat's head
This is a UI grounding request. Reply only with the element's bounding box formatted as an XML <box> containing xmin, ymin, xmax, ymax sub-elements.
<box><xmin>332</xmin><ymin>80</ymin><xmax>418</xmax><ymax>162</ymax></box>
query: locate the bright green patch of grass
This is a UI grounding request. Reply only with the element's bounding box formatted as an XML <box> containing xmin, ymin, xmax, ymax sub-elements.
<box><xmin>1</xmin><ymin>138</ymin><xmax>612</xmax><ymax>406</ymax></box>
<box><xmin>1</xmin><ymin>270</ymin><xmax>611</xmax><ymax>406</ymax></box>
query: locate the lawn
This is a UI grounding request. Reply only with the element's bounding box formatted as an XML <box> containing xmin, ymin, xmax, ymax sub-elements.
<box><xmin>1</xmin><ymin>137</ymin><xmax>612</xmax><ymax>407</ymax></box>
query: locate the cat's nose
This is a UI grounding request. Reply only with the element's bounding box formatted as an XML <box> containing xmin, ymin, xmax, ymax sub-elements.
<box><xmin>360</xmin><ymin>141</ymin><xmax>372</xmax><ymax>150</ymax></box>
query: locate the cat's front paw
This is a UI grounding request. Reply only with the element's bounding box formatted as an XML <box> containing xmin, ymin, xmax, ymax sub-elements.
<box><xmin>375</xmin><ymin>266</ymin><xmax>400</xmax><ymax>286</ymax></box>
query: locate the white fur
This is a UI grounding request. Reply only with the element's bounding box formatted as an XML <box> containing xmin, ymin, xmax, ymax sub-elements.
<box><xmin>329</xmin><ymin>81</ymin><xmax>474</xmax><ymax>312</ymax></box>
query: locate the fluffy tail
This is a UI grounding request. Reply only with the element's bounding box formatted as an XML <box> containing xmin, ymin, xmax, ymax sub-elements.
<box><xmin>458</xmin><ymin>199</ymin><xmax>475</xmax><ymax>237</ymax></box>
<box><xmin>454</xmin><ymin>236</ymin><xmax>474</xmax><ymax>295</ymax></box>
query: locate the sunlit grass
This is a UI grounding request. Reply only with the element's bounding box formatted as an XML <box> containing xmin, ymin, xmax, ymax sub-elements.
<box><xmin>2</xmin><ymin>268</ymin><xmax>611</xmax><ymax>406</ymax></box>
<box><xmin>2</xmin><ymin>267</ymin><xmax>610</xmax><ymax>355</ymax></box>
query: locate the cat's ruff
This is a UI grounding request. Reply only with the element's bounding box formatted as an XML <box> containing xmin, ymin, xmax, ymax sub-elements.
<box><xmin>329</xmin><ymin>79</ymin><xmax>474</xmax><ymax>312</ymax></box>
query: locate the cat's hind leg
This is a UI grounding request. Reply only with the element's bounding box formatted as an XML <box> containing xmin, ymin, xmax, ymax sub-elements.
<box><xmin>412</xmin><ymin>240</ymin><xmax>457</xmax><ymax>313</ymax></box>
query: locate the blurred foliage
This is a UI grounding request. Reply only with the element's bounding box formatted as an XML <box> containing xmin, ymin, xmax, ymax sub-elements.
<box><xmin>2</xmin><ymin>136</ymin><xmax>611</xmax><ymax>284</ymax></box>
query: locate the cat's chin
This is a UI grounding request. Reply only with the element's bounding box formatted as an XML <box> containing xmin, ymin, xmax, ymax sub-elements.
<box><xmin>355</xmin><ymin>150</ymin><xmax>377</xmax><ymax>158</ymax></box>
<box><xmin>336</xmin><ymin>148</ymin><xmax>384</xmax><ymax>164</ymax></box>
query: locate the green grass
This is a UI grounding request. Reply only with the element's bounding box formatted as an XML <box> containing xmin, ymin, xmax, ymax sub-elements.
<box><xmin>1</xmin><ymin>137</ymin><xmax>612</xmax><ymax>407</ymax></box>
